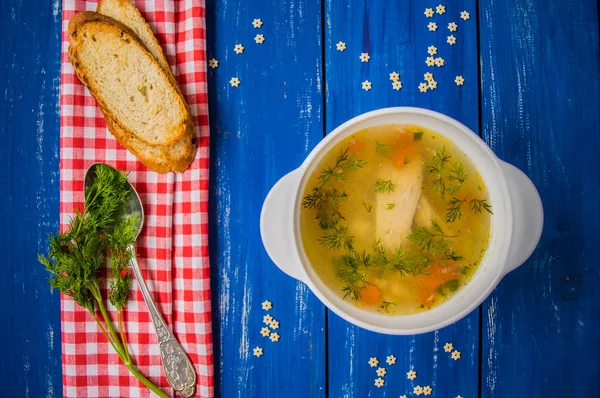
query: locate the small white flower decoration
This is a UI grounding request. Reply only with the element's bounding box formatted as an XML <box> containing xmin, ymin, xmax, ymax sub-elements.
<box><xmin>260</xmin><ymin>327</ymin><xmax>270</xmax><ymax>337</ymax></box>
<box><xmin>270</xmin><ymin>332</ymin><xmax>280</xmax><ymax>342</ymax></box>
<box><xmin>407</xmin><ymin>369</ymin><xmax>418</xmax><ymax>380</ymax></box>
<box><xmin>386</xmin><ymin>355</ymin><xmax>396</xmax><ymax>365</ymax></box>
<box><xmin>361</xmin><ymin>80</ymin><xmax>372</xmax><ymax>91</ymax></box>
<box><xmin>263</xmin><ymin>314</ymin><xmax>273</xmax><ymax>324</ymax></box>
<box><xmin>424</xmin><ymin>72</ymin><xmax>434</xmax><ymax>81</ymax></box>
<box><xmin>436</xmin><ymin>4</ymin><xmax>446</xmax><ymax>14</ymax></box>
<box><xmin>208</xmin><ymin>58</ymin><xmax>219</xmax><ymax>68</ymax></box>
<box><xmin>234</xmin><ymin>44</ymin><xmax>244</xmax><ymax>54</ymax></box>
<box><xmin>392</xmin><ymin>81</ymin><xmax>402</xmax><ymax>91</ymax></box>
<box><xmin>419</xmin><ymin>82</ymin><xmax>429</xmax><ymax>93</ymax></box>
<box><xmin>261</xmin><ymin>300</ymin><xmax>272</xmax><ymax>310</ymax></box>
<box><xmin>427</xmin><ymin>45</ymin><xmax>437</xmax><ymax>56</ymax></box>
<box><xmin>376</xmin><ymin>367</ymin><xmax>387</xmax><ymax>377</ymax></box>
<box><xmin>461</xmin><ymin>11</ymin><xmax>470</xmax><ymax>21</ymax></box>
<box><xmin>229</xmin><ymin>77</ymin><xmax>240</xmax><ymax>87</ymax></box>
<box><xmin>389</xmin><ymin>71</ymin><xmax>400</xmax><ymax>81</ymax></box>
<box><xmin>455</xmin><ymin>76</ymin><xmax>465</xmax><ymax>86</ymax></box>
<box><xmin>400</xmin><ymin>396</ymin><xmax>408</xmax><ymax>398</ymax></box>
<box><xmin>428</xmin><ymin>80</ymin><xmax>438</xmax><ymax>90</ymax></box>
<box><xmin>368</xmin><ymin>357</ymin><xmax>379</xmax><ymax>367</ymax></box>
<box><xmin>423</xmin><ymin>385</ymin><xmax>432</xmax><ymax>395</ymax></box>
<box><xmin>447</xmin><ymin>35</ymin><xmax>457</xmax><ymax>45</ymax></box>
<box><xmin>424</xmin><ymin>8</ymin><xmax>434</xmax><ymax>17</ymax></box>
<box><xmin>254</xmin><ymin>34</ymin><xmax>265</xmax><ymax>44</ymax></box>
<box><xmin>448</xmin><ymin>22</ymin><xmax>458</xmax><ymax>32</ymax></box>
<box><xmin>414</xmin><ymin>385</ymin><xmax>424</xmax><ymax>395</ymax></box>
<box><xmin>428</xmin><ymin>22</ymin><xmax>438</xmax><ymax>31</ymax></box>
<box><xmin>426</xmin><ymin>57</ymin><xmax>435</xmax><ymax>67</ymax></box>
<box><xmin>336</xmin><ymin>41</ymin><xmax>346</xmax><ymax>51</ymax></box>
<box><xmin>252</xmin><ymin>18</ymin><xmax>263</xmax><ymax>28</ymax></box>
<box><xmin>435</xmin><ymin>57</ymin><xmax>445</xmax><ymax>67</ymax></box>
<box><xmin>444</xmin><ymin>342</ymin><xmax>454</xmax><ymax>352</ymax></box>
<box><xmin>374</xmin><ymin>378</ymin><xmax>385</xmax><ymax>388</ymax></box>
<box><xmin>451</xmin><ymin>350</ymin><xmax>462</xmax><ymax>360</ymax></box>
<box><xmin>253</xmin><ymin>347</ymin><xmax>263</xmax><ymax>357</ymax></box>
<box><xmin>359</xmin><ymin>53</ymin><xmax>370</xmax><ymax>62</ymax></box>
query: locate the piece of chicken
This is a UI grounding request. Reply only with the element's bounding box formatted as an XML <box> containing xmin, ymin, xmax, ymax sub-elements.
<box><xmin>376</xmin><ymin>154</ymin><xmax>424</xmax><ymax>251</ymax></box>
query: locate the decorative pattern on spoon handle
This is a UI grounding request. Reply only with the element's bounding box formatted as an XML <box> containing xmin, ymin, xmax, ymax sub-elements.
<box><xmin>129</xmin><ymin>249</ymin><xmax>197</xmax><ymax>397</ymax></box>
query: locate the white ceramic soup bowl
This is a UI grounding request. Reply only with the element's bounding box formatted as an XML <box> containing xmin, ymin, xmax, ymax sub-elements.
<box><xmin>260</xmin><ymin>107</ymin><xmax>543</xmax><ymax>335</ymax></box>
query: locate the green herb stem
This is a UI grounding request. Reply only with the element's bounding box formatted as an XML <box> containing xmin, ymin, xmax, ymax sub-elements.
<box><xmin>90</xmin><ymin>310</ymin><xmax>123</xmax><ymax>358</ymax></box>
<box><xmin>91</xmin><ymin>282</ymin><xmax>126</xmax><ymax>358</ymax></box>
<box><xmin>125</xmin><ymin>362</ymin><xmax>170</xmax><ymax>398</ymax></box>
<box><xmin>118</xmin><ymin>309</ymin><xmax>132</xmax><ymax>363</ymax></box>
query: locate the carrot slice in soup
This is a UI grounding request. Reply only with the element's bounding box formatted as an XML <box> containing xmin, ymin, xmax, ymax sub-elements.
<box><xmin>361</xmin><ymin>284</ymin><xmax>382</xmax><ymax>306</ymax></box>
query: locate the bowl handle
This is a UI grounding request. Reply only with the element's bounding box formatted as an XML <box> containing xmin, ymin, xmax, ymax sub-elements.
<box><xmin>260</xmin><ymin>169</ymin><xmax>306</xmax><ymax>282</ymax></box>
<box><xmin>499</xmin><ymin>160</ymin><xmax>544</xmax><ymax>275</ymax></box>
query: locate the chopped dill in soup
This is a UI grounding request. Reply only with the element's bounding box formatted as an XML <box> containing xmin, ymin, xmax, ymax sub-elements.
<box><xmin>300</xmin><ymin>124</ymin><xmax>492</xmax><ymax>315</ymax></box>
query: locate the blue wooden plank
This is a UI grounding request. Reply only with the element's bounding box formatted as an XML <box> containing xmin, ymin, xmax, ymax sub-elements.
<box><xmin>206</xmin><ymin>0</ymin><xmax>326</xmax><ymax>396</ymax></box>
<box><xmin>479</xmin><ymin>0</ymin><xmax>600</xmax><ymax>397</ymax></box>
<box><xmin>324</xmin><ymin>1</ymin><xmax>480</xmax><ymax>397</ymax></box>
<box><xmin>0</xmin><ymin>0</ymin><xmax>63</xmax><ymax>396</ymax></box>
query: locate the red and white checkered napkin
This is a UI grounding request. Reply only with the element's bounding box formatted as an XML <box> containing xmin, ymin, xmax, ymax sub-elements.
<box><xmin>59</xmin><ymin>1</ymin><xmax>213</xmax><ymax>396</ymax></box>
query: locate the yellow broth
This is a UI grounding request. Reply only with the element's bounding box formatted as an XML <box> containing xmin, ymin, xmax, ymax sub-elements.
<box><xmin>300</xmin><ymin>124</ymin><xmax>491</xmax><ymax>315</ymax></box>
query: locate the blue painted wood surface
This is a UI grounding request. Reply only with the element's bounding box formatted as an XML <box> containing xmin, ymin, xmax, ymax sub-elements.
<box><xmin>479</xmin><ymin>0</ymin><xmax>600</xmax><ymax>397</ymax></box>
<box><xmin>0</xmin><ymin>0</ymin><xmax>63</xmax><ymax>396</ymax></box>
<box><xmin>205</xmin><ymin>0</ymin><xmax>326</xmax><ymax>396</ymax></box>
<box><xmin>2</xmin><ymin>0</ymin><xmax>600</xmax><ymax>397</ymax></box>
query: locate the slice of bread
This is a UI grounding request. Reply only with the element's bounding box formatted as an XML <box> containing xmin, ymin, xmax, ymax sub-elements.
<box><xmin>96</xmin><ymin>0</ymin><xmax>197</xmax><ymax>170</ymax></box>
<box><xmin>68</xmin><ymin>11</ymin><xmax>188</xmax><ymax>147</ymax></box>
<box><xmin>96</xmin><ymin>0</ymin><xmax>181</xmax><ymax>95</ymax></box>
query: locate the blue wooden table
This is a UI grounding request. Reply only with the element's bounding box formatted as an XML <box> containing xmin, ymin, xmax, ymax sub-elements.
<box><xmin>2</xmin><ymin>0</ymin><xmax>599</xmax><ymax>396</ymax></box>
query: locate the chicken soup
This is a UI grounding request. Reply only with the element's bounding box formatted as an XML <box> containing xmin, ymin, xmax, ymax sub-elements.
<box><xmin>300</xmin><ymin>124</ymin><xmax>492</xmax><ymax>315</ymax></box>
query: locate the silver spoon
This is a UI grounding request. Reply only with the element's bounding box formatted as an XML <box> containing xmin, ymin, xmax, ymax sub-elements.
<box><xmin>85</xmin><ymin>163</ymin><xmax>197</xmax><ymax>398</ymax></box>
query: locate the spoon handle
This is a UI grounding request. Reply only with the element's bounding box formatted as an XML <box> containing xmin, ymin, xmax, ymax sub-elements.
<box><xmin>129</xmin><ymin>249</ymin><xmax>197</xmax><ymax>398</ymax></box>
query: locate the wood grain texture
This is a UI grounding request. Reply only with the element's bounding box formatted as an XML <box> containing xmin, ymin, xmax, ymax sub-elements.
<box><xmin>324</xmin><ymin>1</ymin><xmax>480</xmax><ymax>397</ymax></box>
<box><xmin>205</xmin><ymin>0</ymin><xmax>326</xmax><ymax>396</ymax></box>
<box><xmin>0</xmin><ymin>0</ymin><xmax>63</xmax><ymax>396</ymax></box>
<box><xmin>479</xmin><ymin>0</ymin><xmax>600</xmax><ymax>397</ymax></box>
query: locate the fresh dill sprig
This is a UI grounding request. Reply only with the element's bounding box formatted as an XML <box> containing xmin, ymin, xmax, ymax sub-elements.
<box><xmin>336</xmin><ymin>250</ymin><xmax>372</xmax><ymax>301</ymax></box>
<box><xmin>428</xmin><ymin>147</ymin><xmax>468</xmax><ymax>197</ymax></box>
<box><xmin>375</xmin><ymin>140</ymin><xmax>391</xmax><ymax>158</ymax></box>
<box><xmin>469</xmin><ymin>198</ymin><xmax>493</xmax><ymax>215</ymax></box>
<box><xmin>318</xmin><ymin>147</ymin><xmax>366</xmax><ymax>185</ymax></box>
<box><xmin>363</xmin><ymin>202</ymin><xmax>373</xmax><ymax>213</ymax></box>
<box><xmin>375</xmin><ymin>179</ymin><xmax>396</xmax><ymax>194</ymax></box>
<box><xmin>446</xmin><ymin>197</ymin><xmax>466</xmax><ymax>223</ymax></box>
<box><xmin>385</xmin><ymin>203</ymin><xmax>396</xmax><ymax>210</ymax></box>
<box><xmin>38</xmin><ymin>164</ymin><xmax>169</xmax><ymax>397</ymax></box>
<box><xmin>429</xmin><ymin>147</ymin><xmax>451</xmax><ymax>197</ymax></box>
<box><xmin>445</xmin><ymin>197</ymin><xmax>493</xmax><ymax>223</ymax></box>
<box><xmin>319</xmin><ymin>226</ymin><xmax>355</xmax><ymax>251</ymax></box>
<box><xmin>442</xmin><ymin>250</ymin><xmax>464</xmax><ymax>261</ymax></box>
<box><xmin>407</xmin><ymin>220</ymin><xmax>457</xmax><ymax>255</ymax></box>
<box><xmin>108</xmin><ymin>214</ymin><xmax>140</xmax><ymax>308</ymax></box>
<box><xmin>448</xmin><ymin>162</ymin><xmax>468</xmax><ymax>192</ymax></box>
<box><xmin>372</xmin><ymin>240</ymin><xmax>430</xmax><ymax>277</ymax></box>
<box><xmin>302</xmin><ymin>187</ymin><xmax>348</xmax><ymax>229</ymax></box>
